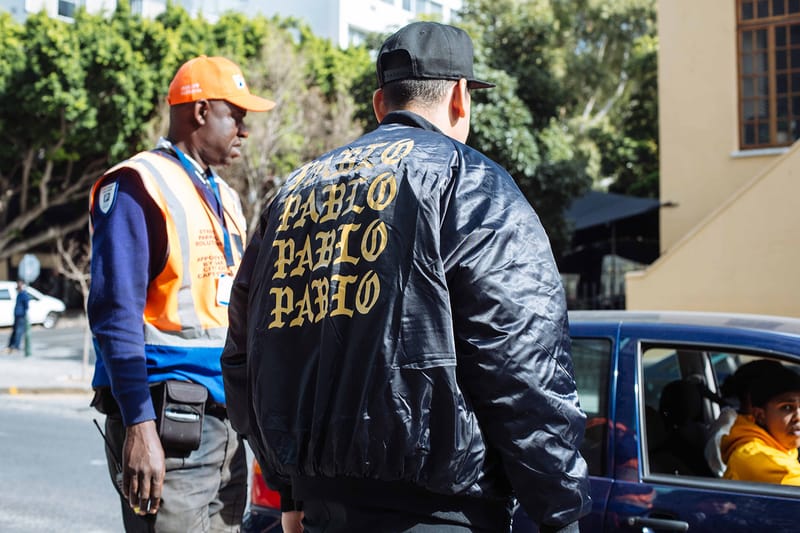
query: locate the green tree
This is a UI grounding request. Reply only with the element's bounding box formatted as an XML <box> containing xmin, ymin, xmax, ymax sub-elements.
<box><xmin>0</xmin><ymin>4</ymin><xmax>372</xmax><ymax>265</ymax></box>
<box><xmin>222</xmin><ymin>19</ymin><xmax>371</xmax><ymax>234</ymax></box>
<box><xmin>552</xmin><ymin>0</ymin><xmax>659</xmax><ymax>197</ymax></box>
<box><xmin>603</xmin><ymin>34</ymin><xmax>659</xmax><ymax>198</ymax></box>
<box><xmin>458</xmin><ymin>0</ymin><xmax>658</xmax><ymax>254</ymax></box>
<box><xmin>0</xmin><ymin>8</ymin><xmax>166</xmax><ymax>260</ymax></box>
<box><xmin>458</xmin><ymin>0</ymin><xmax>592</xmax><ymax>254</ymax></box>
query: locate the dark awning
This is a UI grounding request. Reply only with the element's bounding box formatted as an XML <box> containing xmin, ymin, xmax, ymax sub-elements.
<box><xmin>566</xmin><ymin>191</ymin><xmax>661</xmax><ymax>231</ymax></box>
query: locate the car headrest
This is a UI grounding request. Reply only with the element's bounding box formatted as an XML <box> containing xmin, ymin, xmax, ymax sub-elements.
<box><xmin>659</xmin><ymin>377</ymin><xmax>705</xmax><ymax>429</ymax></box>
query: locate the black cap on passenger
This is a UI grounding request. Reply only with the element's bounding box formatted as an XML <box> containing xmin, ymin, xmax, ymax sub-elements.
<box><xmin>749</xmin><ymin>363</ymin><xmax>800</xmax><ymax>408</ymax></box>
<box><xmin>376</xmin><ymin>21</ymin><xmax>494</xmax><ymax>89</ymax></box>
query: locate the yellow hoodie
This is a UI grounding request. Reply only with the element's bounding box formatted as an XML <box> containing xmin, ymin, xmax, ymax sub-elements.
<box><xmin>720</xmin><ymin>414</ymin><xmax>800</xmax><ymax>485</ymax></box>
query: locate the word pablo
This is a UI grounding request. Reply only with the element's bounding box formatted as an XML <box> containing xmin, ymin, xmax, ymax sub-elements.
<box><xmin>266</xmin><ymin>139</ymin><xmax>413</xmax><ymax>328</ymax></box>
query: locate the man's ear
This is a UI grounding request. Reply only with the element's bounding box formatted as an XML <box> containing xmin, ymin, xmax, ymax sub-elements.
<box><xmin>752</xmin><ymin>406</ymin><xmax>766</xmax><ymax>426</ymax></box>
<box><xmin>450</xmin><ymin>79</ymin><xmax>469</xmax><ymax>119</ymax></box>
<box><xmin>373</xmin><ymin>89</ymin><xmax>388</xmax><ymax>123</ymax></box>
<box><xmin>194</xmin><ymin>100</ymin><xmax>209</xmax><ymax>125</ymax></box>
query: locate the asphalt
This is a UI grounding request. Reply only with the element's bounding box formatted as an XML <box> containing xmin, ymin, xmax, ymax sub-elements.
<box><xmin>0</xmin><ymin>311</ymin><xmax>94</xmax><ymax>396</ymax></box>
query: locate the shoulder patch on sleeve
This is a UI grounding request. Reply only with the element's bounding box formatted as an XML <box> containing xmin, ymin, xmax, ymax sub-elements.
<box><xmin>98</xmin><ymin>181</ymin><xmax>118</xmax><ymax>214</ymax></box>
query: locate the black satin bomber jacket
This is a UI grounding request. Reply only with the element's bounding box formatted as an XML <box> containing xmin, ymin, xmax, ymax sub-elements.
<box><xmin>222</xmin><ymin>111</ymin><xmax>591</xmax><ymax>529</ymax></box>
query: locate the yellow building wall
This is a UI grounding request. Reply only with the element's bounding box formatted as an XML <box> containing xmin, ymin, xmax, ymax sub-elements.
<box><xmin>626</xmin><ymin>0</ymin><xmax>800</xmax><ymax>316</ymax></box>
<box><xmin>626</xmin><ymin>144</ymin><xmax>800</xmax><ymax>316</ymax></box>
<box><xmin>657</xmin><ymin>0</ymin><xmax>781</xmax><ymax>251</ymax></box>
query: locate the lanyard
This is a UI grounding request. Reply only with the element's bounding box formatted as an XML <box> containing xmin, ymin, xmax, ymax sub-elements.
<box><xmin>171</xmin><ymin>146</ymin><xmax>236</xmax><ymax>268</ymax></box>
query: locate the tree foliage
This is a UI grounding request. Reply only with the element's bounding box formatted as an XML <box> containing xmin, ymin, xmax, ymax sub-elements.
<box><xmin>0</xmin><ymin>4</ymin><xmax>369</xmax><ymax>265</ymax></box>
<box><xmin>0</xmin><ymin>1</ymin><xmax>657</xmax><ymax>279</ymax></box>
<box><xmin>457</xmin><ymin>0</ymin><xmax>658</xmax><ymax>254</ymax></box>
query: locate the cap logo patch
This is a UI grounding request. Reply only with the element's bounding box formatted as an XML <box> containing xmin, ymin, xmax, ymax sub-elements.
<box><xmin>232</xmin><ymin>74</ymin><xmax>246</xmax><ymax>90</ymax></box>
<box><xmin>98</xmin><ymin>181</ymin><xmax>118</xmax><ymax>214</ymax></box>
<box><xmin>180</xmin><ymin>82</ymin><xmax>202</xmax><ymax>97</ymax></box>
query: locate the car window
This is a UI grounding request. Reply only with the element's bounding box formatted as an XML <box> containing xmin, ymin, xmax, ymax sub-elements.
<box><xmin>0</xmin><ymin>289</ymin><xmax>10</xmax><ymax>301</ymax></box>
<box><xmin>642</xmin><ymin>347</ymin><xmax>682</xmax><ymax>408</ymax></box>
<box><xmin>572</xmin><ymin>337</ymin><xmax>611</xmax><ymax>477</ymax></box>
<box><xmin>642</xmin><ymin>346</ymin><xmax>720</xmax><ymax>478</ymax></box>
<box><xmin>641</xmin><ymin>345</ymin><xmax>800</xmax><ymax>486</ymax></box>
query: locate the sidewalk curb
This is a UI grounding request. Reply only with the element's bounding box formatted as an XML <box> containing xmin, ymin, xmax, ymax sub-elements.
<box><xmin>1</xmin><ymin>386</ymin><xmax>93</xmax><ymax>395</ymax></box>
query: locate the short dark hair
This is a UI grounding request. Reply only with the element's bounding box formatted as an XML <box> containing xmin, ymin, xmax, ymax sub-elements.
<box><xmin>381</xmin><ymin>78</ymin><xmax>456</xmax><ymax>109</ymax></box>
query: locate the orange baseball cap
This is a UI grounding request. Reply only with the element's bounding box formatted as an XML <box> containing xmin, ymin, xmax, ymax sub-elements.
<box><xmin>167</xmin><ymin>55</ymin><xmax>275</xmax><ymax>112</ymax></box>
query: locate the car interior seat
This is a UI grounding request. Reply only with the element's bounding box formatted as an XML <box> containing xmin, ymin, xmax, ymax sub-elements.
<box><xmin>645</xmin><ymin>404</ymin><xmax>693</xmax><ymax>475</ymax></box>
<box><xmin>656</xmin><ymin>375</ymin><xmax>714</xmax><ymax>476</ymax></box>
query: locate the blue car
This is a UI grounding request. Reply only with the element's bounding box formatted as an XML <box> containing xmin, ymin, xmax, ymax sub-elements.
<box><xmin>245</xmin><ymin>310</ymin><xmax>800</xmax><ymax>532</ymax></box>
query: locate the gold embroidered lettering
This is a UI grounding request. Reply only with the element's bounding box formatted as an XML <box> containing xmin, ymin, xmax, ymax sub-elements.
<box><xmin>319</xmin><ymin>182</ymin><xmax>347</xmax><ymax>223</ymax></box>
<box><xmin>290</xmin><ymin>235</ymin><xmax>314</xmax><ymax>277</ymax></box>
<box><xmin>269</xmin><ymin>287</ymin><xmax>293</xmax><ymax>328</ymax></box>
<box><xmin>314</xmin><ymin>230</ymin><xmax>337</xmax><ymax>270</ymax></box>
<box><xmin>362</xmin><ymin>220</ymin><xmax>388</xmax><ymax>262</ymax></box>
<box><xmin>367</xmin><ymin>173</ymin><xmax>397</xmax><ymax>211</ymax></box>
<box><xmin>294</xmin><ymin>189</ymin><xmax>319</xmax><ymax>228</ymax></box>
<box><xmin>381</xmin><ymin>139</ymin><xmax>414</xmax><ymax>165</ymax></box>
<box><xmin>277</xmin><ymin>195</ymin><xmax>300</xmax><ymax>232</ymax></box>
<box><xmin>356</xmin><ymin>271</ymin><xmax>381</xmax><ymax>314</ymax></box>
<box><xmin>272</xmin><ymin>238</ymin><xmax>295</xmax><ymax>279</ymax></box>
<box><xmin>289</xmin><ymin>285</ymin><xmax>315</xmax><ymax>327</ymax></box>
<box><xmin>311</xmin><ymin>278</ymin><xmax>330</xmax><ymax>322</ymax></box>
<box><xmin>334</xmin><ymin>223</ymin><xmax>361</xmax><ymax>265</ymax></box>
<box><xmin>342</xmin><ymin>178</ymin><xmax>365</xmax><ymax>216</ymax></box>
<box><xmin>329</xmin><ymin>274</ymin><xmax>357</xmax><ymax>317</ymax></box>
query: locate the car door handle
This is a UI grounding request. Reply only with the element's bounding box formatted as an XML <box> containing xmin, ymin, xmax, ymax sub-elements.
<box><xmin>625</xmin><ymin>515</ymin><xmax>689</xmax><ymax>531</ymax></box>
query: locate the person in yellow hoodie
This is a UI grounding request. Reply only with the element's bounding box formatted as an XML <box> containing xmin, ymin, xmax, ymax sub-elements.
<box><xmin>720</xmin><ymin>361</ymin><xmax>800</xmax><ymax>485</ymax></box>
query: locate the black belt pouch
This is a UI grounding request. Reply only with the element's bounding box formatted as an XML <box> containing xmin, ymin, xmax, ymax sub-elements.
<box><xmin>150</xmin><ymin>380</ymin><xmax>207</xmax><ymax>453</ymax></box>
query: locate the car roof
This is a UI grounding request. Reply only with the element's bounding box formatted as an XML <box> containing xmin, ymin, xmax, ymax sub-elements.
<box><xmin>569</xmin><ymin>309</ymin><xmax>800</xmax><ymax>337</ymax></box>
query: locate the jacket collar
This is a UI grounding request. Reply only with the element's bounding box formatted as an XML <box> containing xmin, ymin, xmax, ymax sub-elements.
<box><xmin>381</xmin><ymin>110</ymin><xmax>444</xmax><ymax>135</ymax></box>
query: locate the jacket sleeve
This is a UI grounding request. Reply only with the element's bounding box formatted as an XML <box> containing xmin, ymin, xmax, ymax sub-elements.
<box><xmin>222</xmin><ymin>220</ymin><xmax>299</xmax><ymax>508</ymax></box>
<box><xmin>222</xmin><ymin>224</ymin><xmax>261</xmax><ymax>440</ymax></box>
<box><xmin>440</xmin><ymin>151</ymin><xmax>591</xmax><ymax>528</ymax></box>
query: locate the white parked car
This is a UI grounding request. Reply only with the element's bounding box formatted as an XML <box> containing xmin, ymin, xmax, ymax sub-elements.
<box><xmin>0</xmin><ymin>281</ymin><xmax>66</xmax><ymax>329</ymax></box>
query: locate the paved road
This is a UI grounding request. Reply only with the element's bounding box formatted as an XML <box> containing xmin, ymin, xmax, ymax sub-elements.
<box><xmin>0</xmin><ymin>313</ymin><xmax>258</xmax><ymax>530</ymax></box>
<box><xmin>0</xmin><ymin>394</ymin><xmax>121</xmax><ymax>532</ymax></box>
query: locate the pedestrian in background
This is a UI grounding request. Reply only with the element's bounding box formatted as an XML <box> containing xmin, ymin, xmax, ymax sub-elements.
<box><xmin>88</xmin><ymin>55</ymin><xmax>274</xmax><ymax>531</ymax></box>
<box><xmin>223</xmin><ymin>21</ymin><xmax>590</xmax><ymax>533</ymax></box>
<box><xmin>5</xmin><ymin>280</ymin><xmax>30</xmax><ymax>354</ymax></box>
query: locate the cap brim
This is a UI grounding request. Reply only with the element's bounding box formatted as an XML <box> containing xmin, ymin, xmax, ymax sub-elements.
<box><xmin>225</xmin><ymin>93</ymin><xmax>276</xmax><ymax>112</ymax></box>
<box><xmin>467</xmin><ymin>79</ymin><xmax>495</xmax><ymax>90</ymax></box>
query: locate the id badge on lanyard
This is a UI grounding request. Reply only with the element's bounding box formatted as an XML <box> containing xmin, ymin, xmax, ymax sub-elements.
<box><xmin>216</xmin><ymin>274</ymin><xmax>234</xmax><ymax>307</ymax></box>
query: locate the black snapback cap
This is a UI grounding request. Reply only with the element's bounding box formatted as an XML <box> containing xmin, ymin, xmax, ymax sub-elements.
<box><xmin>750</xmin><ymin>363</ymin><xmax>800</xmax><ymax>408</ymax></box>
<box><xmin>377</xmin><ymin>21</ymin><xmax>494</xmax><ymax>89</ymax></box>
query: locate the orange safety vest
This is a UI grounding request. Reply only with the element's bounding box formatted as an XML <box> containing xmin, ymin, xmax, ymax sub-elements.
<box><xmin>89</xmin><ymin>151</ymin><xmax>246</xmax><ymax>393</ymax></box>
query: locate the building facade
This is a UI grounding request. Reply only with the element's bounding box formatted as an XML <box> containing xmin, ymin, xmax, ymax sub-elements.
<box><xmin>626</xmin><ymin>0</ymin><xmax>800</xmax><ymax>316</ymax></box>
<box><xmin>2</xmin><ymin>0</ymin><xmax>114</xmax><ymax>21</ymax></box>
<box><xmin>1</xmin><ymin>0</ymin><xmax>463</xmax><ymax>47</ymax></box>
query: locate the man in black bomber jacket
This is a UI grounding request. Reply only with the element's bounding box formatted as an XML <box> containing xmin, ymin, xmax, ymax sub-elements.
<box><xmin>222</xmin><ymin>21</ymin><xmax>591</xmax><ymax>533</ymax></box>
